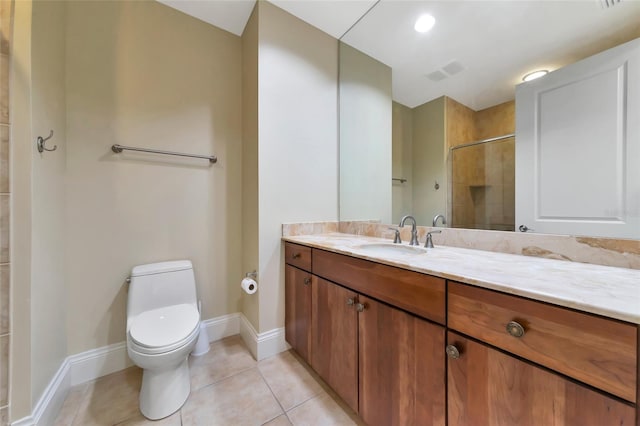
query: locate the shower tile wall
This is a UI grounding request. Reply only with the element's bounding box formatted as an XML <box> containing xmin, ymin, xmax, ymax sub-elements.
<box><xmin>0</xmin><ymin>0</ymin><xmax>10</xmax><ymax>423</ymax></box>
<box><xmin>448</xmin><ymin>100</ymin><xmax>516</xmax><ymax>231</ymax></box>
<box><xmin>451</xmin><ymin>139</ymin><xmax>515</xmax><ymax>231</ymax></box>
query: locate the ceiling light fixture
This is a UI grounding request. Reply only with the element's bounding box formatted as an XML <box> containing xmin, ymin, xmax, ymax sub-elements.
<box><xmin>414</xmin><ymin>14</ymin><xmax>436</xmax><ymax>33</ymax></box>
<box><xmin>522</xmin><ymin>70</ymin><xmax>549</xmax><ymax>82</ymax></box>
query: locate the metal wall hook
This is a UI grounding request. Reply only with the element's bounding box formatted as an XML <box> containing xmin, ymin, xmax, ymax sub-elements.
<box><xmin>37</xmin><ymin>130</ymin><xmax>57</xmax><ymax>153</ymax></box>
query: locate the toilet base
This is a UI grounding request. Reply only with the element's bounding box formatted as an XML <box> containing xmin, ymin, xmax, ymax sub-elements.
<box><xmin>139</xmin><ymin>357</ymin><xmax>191</xmax><ymax>420</ymax></box>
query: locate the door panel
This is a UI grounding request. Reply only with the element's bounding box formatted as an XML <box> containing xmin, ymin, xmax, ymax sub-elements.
<box><xmin>311</xmin><ymin>276</ymin><xmax>359</xmax><ymax>412</ymax></box>
<box><xmin>359</xmin><ymin>295</ymin><xmax>445</xmax><ymax>426</ymax></box>
<box><xmin>284</xmin><ymin>265</ymin><xmax>312</xmax><ymax>363</ymax></box>
<box><xmin>516</xmin><ymin>38</ymin><xmax>640</xmax><ymax>238</ymax></box>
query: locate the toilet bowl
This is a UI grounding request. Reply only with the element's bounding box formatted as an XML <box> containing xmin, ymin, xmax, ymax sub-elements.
<box><xmin>126</xmin><ymin>260</ymin><xmax>201</xmax><ymax>420</ymax></box>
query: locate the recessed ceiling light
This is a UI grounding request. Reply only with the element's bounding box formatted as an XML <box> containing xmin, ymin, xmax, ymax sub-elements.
<box><xmin>414</xmin><ymin>14</ymin><xmax>436</xmax><ymax>33</ymax></box>
<box><xmin>522</xmin><ymin>70</ymin><xmax>549</xmax><ymax>82</ymax></box>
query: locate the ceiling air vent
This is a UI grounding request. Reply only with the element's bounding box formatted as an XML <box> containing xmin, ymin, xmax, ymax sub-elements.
<box><xmin>426</xmin><ymin>60</ymin><xmax>466</xmax><ymax>82</ymax></box>
<box><xmin>442</xmin><ymin>61</ymin><xmax>465</xmax><ymax>76</ymax></box>
<box><xmin>426</xmin><ymin>70</ymin><xmax>448</xmax><ymax>82</ymax></box>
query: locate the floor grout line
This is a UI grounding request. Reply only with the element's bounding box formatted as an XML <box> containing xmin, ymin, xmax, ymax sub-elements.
<box><xmin>256</xmin><ymin>362</ymin><xmax>288</xmax><ymax>417</ymax></box>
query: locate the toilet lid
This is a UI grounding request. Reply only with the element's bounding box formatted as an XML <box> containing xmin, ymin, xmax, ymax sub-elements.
<box><xmin>129</xmin><ymin>304</ymin><xmax>199</xmax><ymax>348</ymax></box>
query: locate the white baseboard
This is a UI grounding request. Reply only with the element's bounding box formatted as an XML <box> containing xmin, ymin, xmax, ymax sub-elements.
<box><xmin>10</xmin><ymin>416</ymin><xmax>34</xmax><ymax>426</ymax></box>
<box><xmin>69</xmin><ymin>341</ymin><xmax>133</xmax><ymax>387</ymax></box>
<box><xmin>202</xmin><ymin>313</ymin><xmax>240</xmax><ymax>342</ymax></box>
<box><xmin>239</xmin><ymin>315</ymin><xmax>289</xmax><ymax>361</ymax></box>
<box><xmin>11</xmin><ymin>312</ymin><xmax>243</xmax><ymax>426</ymax></box>
<box><xmin>12</xmin><ymin>358</ymin><xmax>71</xmax><ymax>426</ymax></box>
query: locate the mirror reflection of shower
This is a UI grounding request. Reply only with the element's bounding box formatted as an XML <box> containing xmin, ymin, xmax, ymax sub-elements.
<box><xmin>390</xmin><ymin>97</ymin><xmax>515</xmax><ymax>228</ymax></box>
<box><xmin>450</xmin><ymin>135</ymin><xmax>515</xmax><ymax>231</ymax></box>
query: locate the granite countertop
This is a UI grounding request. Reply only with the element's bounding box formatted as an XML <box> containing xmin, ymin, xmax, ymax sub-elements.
<box><xmin>282</xmin><ymin>233</ymin><xmax>640</xmax><ymax>324</ymax></box>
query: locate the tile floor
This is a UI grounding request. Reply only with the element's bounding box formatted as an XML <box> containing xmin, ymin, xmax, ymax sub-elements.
<box><xmin>54</xmin><ymin>336</ymin><xmax>364</xmax><ymax>426</ymax></box>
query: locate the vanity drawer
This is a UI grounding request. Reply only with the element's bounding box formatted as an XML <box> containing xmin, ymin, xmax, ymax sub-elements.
<box><xmin>312</xmin><ymin>249</ymin><xmax>445</xmax><ymax>325</ymax></box>
<box><xmin>448</xmin><ymin>281</ymin><xmax>637</xmax><ymax>403</ymax></box>
<box><xmin>284</xmin><ymin>242</ymin><xmax>312</xmax><ymax>272</ymax></box>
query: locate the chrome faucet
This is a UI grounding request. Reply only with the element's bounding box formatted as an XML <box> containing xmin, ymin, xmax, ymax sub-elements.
<box><xmin>432</xmin><ymin>214</ymin><xmax>447</xmax><ymax>227</ymax></box>
<box><xmin>424</xmin><ymin>230</ymin><xmax>442</xmax><ymax>248</ymax></box>
<box><xmin>399</xmin><ymin>215</ymin><xmax>419</xmax><ymax>246</ymax></box>
<box><xmin>388</xmin><ymin>227</ymin><xmax>402</xmax><ymax>244</ymax></box>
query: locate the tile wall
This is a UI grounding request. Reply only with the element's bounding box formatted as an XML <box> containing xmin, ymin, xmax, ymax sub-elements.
<box><xmin>445</xmin><ymin>99</ymin><xmax>516</xmax><ymax>231</ymax></box>
<box><xmin>283</xmin><ymin>220</ymin><xmax>640</xmax><ymax>270</ymax></box>
<box><xmin>0</xmin><ymin>0</ymin><xmax>9</xmax><ymax>423</ymax></box>
<box><xmin>451</xmin><ymin>137</ymin><xmax>515</xmax><ymax>231</ymax></box>
<box><xmin>338</xmin><ymin>221</ymin><xmax>640</xmax><ymax>270</ymax></box>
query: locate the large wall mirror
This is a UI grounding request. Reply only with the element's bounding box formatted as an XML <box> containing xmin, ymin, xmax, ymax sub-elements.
<box><xmin>338</xmin><ymin>0</ymin><xmax>640</xmax><ymax>239</ymax></box>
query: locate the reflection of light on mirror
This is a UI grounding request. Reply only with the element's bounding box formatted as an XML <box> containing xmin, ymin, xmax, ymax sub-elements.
<box><xmin>522</xmin><ymin>70</ymin><xmax>549</xmax><ymax>82</ymax></box>
<box><xmin>414</xmin><ymin>14</ymin><xmax>436</xmax><ymax>33</ymax></box>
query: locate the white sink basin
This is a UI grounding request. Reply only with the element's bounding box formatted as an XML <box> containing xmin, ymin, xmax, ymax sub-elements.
<box><xmin>353</xmin><ymin>243</ymin><xmax>427</xmax><ymax>257</ymax></box>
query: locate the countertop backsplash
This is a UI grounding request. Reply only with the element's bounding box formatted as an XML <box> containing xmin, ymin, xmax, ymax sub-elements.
<box><xmin>283</xmin><ymin>220</ymin><xmax>640</xmax><ymax>270</ymax></box>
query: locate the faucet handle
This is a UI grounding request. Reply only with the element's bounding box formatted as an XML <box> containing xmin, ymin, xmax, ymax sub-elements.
<box><xmin>388</xmin><ymin>227</ymin><xmax>402</xmax><ymax>244</ymax></box>
<box><xmin>424</xmin><ymin>230</ymin><xmax>442</xmax><ymax>248</ymax></box>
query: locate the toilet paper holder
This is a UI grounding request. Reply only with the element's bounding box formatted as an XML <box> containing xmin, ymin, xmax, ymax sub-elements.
<box><xmin>245</xmin><ymin>270</ymin><xmax>257</xmax><ymax>279</ymax></box>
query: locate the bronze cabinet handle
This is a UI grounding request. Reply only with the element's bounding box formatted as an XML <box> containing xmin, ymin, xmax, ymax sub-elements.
<box><xmin>303</xmin><ymin>277</ymin><xmax>311</xmax><ymax>285</ymax></box>
<box><xmin>356</xmin><ymin>303</ymin><xmax>366</xmax><ymax>312</ymax></box>
<box><xmin>446</xmin><ymin>345</ymin><xmax>460</xmax><ymax>359</ymax></box>
<box><xmin>506</xmin><ymin>321</ymin><xmax>525</xmax><ymax>338</ymax></box>
<box><xmin>346</xmin><ymin>297</ymin><xmax>355</xmax><ymax>306</ymax></box>
<box><xmin>292</xmin><ymin>253</ymin><xmax>301</xmax><ymax>259</ymax></box>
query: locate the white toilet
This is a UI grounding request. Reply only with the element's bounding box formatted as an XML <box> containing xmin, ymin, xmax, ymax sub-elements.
<box><xmin>126</xmin><ymin>260</ymin><xmax>201</xmax><ymax>420</ymax></box>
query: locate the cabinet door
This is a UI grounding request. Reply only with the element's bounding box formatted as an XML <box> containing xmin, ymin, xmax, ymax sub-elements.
<box><xmin>311</xmin><ymin>276</ymin><xmax>359</xmax><ymax>412</ymax></box>
<box><xmin>515</xmin><ymin>38</ymin><xmax>640</xmax><ymax>238</ymax></box>
<box><xmin>284</xmin><ymin>264</ymin><xmax>312</xmax><ymax>363</ymax></box>
<box><xmin>447</xmin><ymin>331</ymin><xmax>635</xmax><ymax>426</ymax></box>
<box><xmin>359</xmin><ymin>295</ymin><xmax>446</xmax><ymax>426</ymax></box>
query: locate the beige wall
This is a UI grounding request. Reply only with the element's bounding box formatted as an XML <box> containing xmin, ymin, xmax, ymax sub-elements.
<box><xmin>339</xmin><ymin>43</ymin><xmax>392</xmax><ymax>224</ymax></box>
<box><xmin>64</xmin><ymin>0</ymin><xmax>243</xmax><ymax>354</ymax></box>
<box><xmin>257</xmin><ymin>2</ymin><xmax>338</xmax><ymax>333</ymax></box>
<box><xmin>0</xmin><ymin>0</ymin><xmax>8</xmax><ymax>423</ymax></box>
<box><xmin>11</xmin><ymin>0</ymin><xmax>33</xmax><ymax>419</ymax></box>
<box><xmin>241</xmin><ymin>7</ymin><xmax>259</xmax><ymax>330</ymax></box>
<box><xmin>391</xmin><ymin>102</ymin><xmax>413</xmax><ymax>223</ymax></box>
<box><xmin>412</xmin><ymin>97</ymin><xmax>446</xmax><ymax>225</ymax></box>
<box><xmin>30</xmin><ymin>0</ymin><xmax>68</xmax><ymax>405</ymax></box>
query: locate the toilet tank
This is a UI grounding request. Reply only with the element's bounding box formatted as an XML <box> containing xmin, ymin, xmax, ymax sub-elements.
<box><xmin>127</xmin><ymin>260</ymin><xmax>198</xmax><ymax>323</ymax></box>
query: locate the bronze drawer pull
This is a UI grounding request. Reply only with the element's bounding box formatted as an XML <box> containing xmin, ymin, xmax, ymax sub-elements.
<box><xmin>356</xmin><ymin>303</ymin><xmax>366</xmax><ymax>312</ymax></box>
<box><xmin>303</xmin><ymin>277</ymin><xmax>311</xmax><ymax>285</ymax></box>
<box><xmin>446</xmin><ymin>345</ymin><xmax>460</xmax><ymax>359</ymax></box>
<box><xmin>506</xmin><ymin>321</ymin><xmax>525</xmax><ymax>338</ymax></box>
<box><xmin>292</xmin><ymin>253</ymin><xmax>301</xmax><ymax>259</ymax></box>
<box><xmin>346</xmin><ymin>297</ymin><xmax>355</xmax><ymax>306</ymax></box>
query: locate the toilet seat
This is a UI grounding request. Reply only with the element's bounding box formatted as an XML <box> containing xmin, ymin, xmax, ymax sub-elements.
<box><xmin>129</xmin><ymin>304</ymin><xmax>200</xmax><ymax>355</ymax></box>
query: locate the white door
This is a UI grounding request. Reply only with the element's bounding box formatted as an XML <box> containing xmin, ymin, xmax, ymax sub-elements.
<box><xmin>515</xmin><ymin>38</ymin><xmax>640</xmax><ymax>239</ymax></box>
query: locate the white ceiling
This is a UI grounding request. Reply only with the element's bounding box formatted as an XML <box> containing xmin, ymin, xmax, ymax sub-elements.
<box><xmin>158</xmin><ymin>0</ymin><xmax>640</xmax><ymax>110</ymax></box>
<box><xmin>341</xmin><ymin>0</ymin><xmax>640</xmax><ymax>109</ymax></box>
<box><xmin>156</xmin><ymin>0</ymin><xmax>376</xmax><ymax>38</ymax></box>
<box><xmin>157</xmin><ymin>0</ymin><xmax>256</xmax><ymax>35</ymax></box>
<box><xmin>269</xmin><ymin>0</ymin><xmax>378</xmax><ymax>39</ymax></box>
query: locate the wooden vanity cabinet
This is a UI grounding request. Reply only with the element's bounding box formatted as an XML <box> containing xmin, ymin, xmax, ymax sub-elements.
<box><xmin>447</xmin><ymin>331</ymin><xmax>636</xmax><ymax>426</ymax></box>
<box><xmin>284</xmin><ymin>241</ymin><xmax>638</xmax><ymax>425</ymax></box>
<box><xmin>310</xmin><ymin>249</ymin><xmax>446</xmax><ymax>425</ymax></box>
